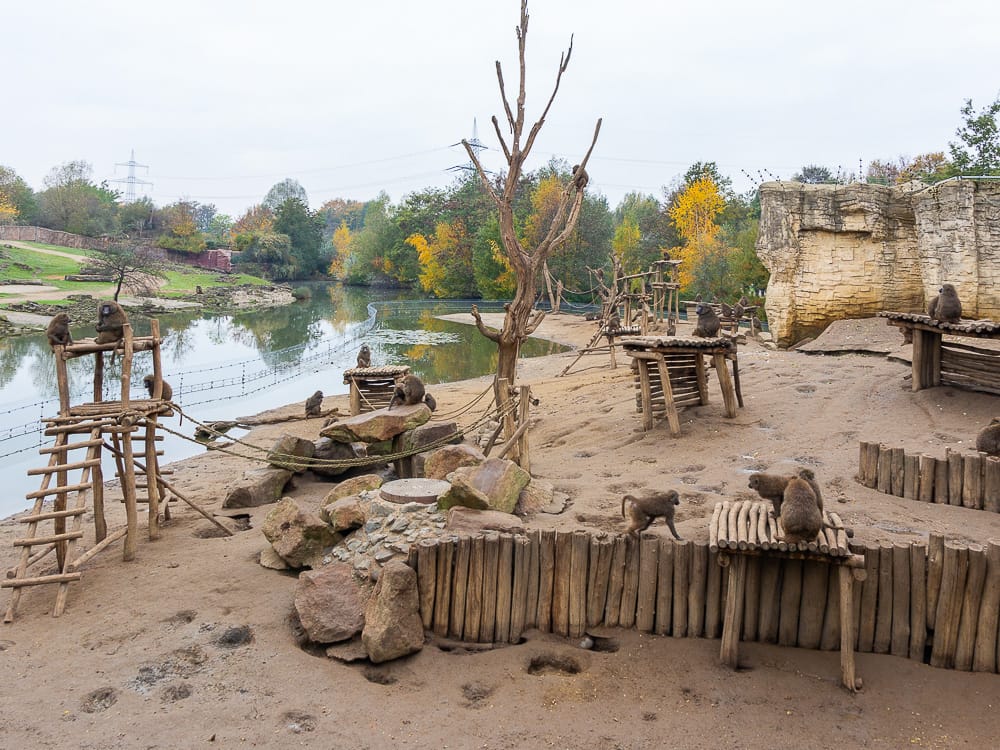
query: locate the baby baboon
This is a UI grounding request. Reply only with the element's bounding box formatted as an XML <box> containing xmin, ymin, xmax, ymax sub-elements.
<box><xmin>621</xmin><ymin>491</ymin><xmax>682</xmax><ymax>539</ymax></box>
<box><xmin>387</xmin><ymin>373</ymin><xmax>435</xmax><ymax>411</ymax></box>
<box><xmin>45</xmin><ymin>312</ymin><xmax>73</xmax><ymax>348</ymax></box>
<box><xmin>94</xmin><ymin>300</ymin><xmax>129</xmax><ymax>345</ymax></box>
<box><xmin>142</xmin><ymin>374</ymin><xmax>173</xmax><ymax>401</ymax></box>
<box><xmin>571</xmin><ymin>163</ymin><xmax>589</xmax><ymax>191</ymax></box>
<box><xmin>779</xmin><ymin>477</ymin><xmax>823</xmax><ymax>544</ymax></box>
<box><xmin>927</xmin><ymin>283</ymin><xmax>962</xmax><ymax>323</ymax></box>
<box><xmin>692</xmin><ymin>303</ymin><xmax>721</xmax><ymax>338</ymax></box>
<box><xmin>305</xmin><ymin>390</ymin><xmax>323</xmax><ymax>417</ymax></box>
<box><xmin>976</xmin><ymin>417</ymin><xmax>1000</xmax><ymax>457</ymax></box>
<box><xmin>357</xmin><ymin>344</ymin><xmax>371</xmax><ymax>369</ymax></box>
<box><xmin>749</xmin><ymin>468</ymin><xmax>824</xmax><ymax>517</ymax></box>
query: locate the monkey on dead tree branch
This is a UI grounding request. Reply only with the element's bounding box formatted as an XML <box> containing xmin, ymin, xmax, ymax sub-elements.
<box><xmin>462</xmin><ymin>0</ymin><xmax>601</xmax><ymax>400</ymax></box>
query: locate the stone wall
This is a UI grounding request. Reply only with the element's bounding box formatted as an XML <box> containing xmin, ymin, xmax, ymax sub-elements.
<box><xmin>756</xmin><ymin>179</ymin><xmax>1000</xmax><ymax>346</ymax></box>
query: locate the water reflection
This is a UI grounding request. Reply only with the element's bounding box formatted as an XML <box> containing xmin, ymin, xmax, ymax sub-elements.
<box><xmin>0</xmin><ymin>285</ymin><xmax>567</xmax><ymax>517</ymax></box>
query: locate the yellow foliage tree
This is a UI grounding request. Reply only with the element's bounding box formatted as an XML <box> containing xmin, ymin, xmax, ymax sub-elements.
<box><xmin>408</xmin><ymin>220</ymin><xmax>472</xmax><ymax>297</ymax></box>
<box><xmin>668</xmin><ymin>175</ymin><xmax>724</xmax><ymax>288</ymax></box>
<box><xmin>0</xmin><ymin>194</ymin><xmax>18</xmax><ymax>225</ymax></box>
<box><xmin>611</xmin><ymin>216</ymin><xmax>642</xmax><ymax>274</ymax></box>
<box><xmin>524</xmin><ymin>175</ymin><xmax>565</xmax><ymax>248</ymax></box>
<box><xmin>328</xmin><ymin>220</ymin><xmax>352</xmax><ymax>277</ymax></box>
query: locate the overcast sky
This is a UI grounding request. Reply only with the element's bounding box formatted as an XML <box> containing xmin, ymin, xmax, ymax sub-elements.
<box><xmin>4</xmin><ymin>0</ymin><xmax>999</xmax><ymax>217</ymax></box>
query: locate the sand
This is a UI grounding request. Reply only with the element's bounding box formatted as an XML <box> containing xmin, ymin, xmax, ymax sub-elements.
<box><xmin>1</xmin><ymin>311</ymin><xmax>998</xmax><ymax>749</ymax></box>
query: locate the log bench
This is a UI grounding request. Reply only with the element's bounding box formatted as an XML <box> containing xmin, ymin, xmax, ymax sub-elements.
<box><xmin>710</xmin><ymin>500</ymin><xmax>866</xmax><ymax>692</ymax></box>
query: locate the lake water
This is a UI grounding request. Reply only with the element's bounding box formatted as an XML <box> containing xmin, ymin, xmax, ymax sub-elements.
<box><xmin>0</xmin><ymin>285</ymin><xmax>571</xmax><ymax>518</ymax></box>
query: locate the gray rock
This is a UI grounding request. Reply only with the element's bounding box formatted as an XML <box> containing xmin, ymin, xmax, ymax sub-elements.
<box><xmin>445</xmin><ymin>506</ymin><xmax>526</xmax><ymax>535</ymax></box>
<box><xmin>294</xmin><ymin>563</ymin><xmax>369</xmax><ymax>644</ymax></box>
<box><xmin>516</xmin><ymin>478</ymin><xmax>555</xmax><ymax>516</ymax></box>
<box><xmin>324</xmin><ymin>474</ymin><xmax>384</xmax><ymax>504</ymax></box>
<box><xmin>266</xmin><ymin>434</ymin><xmax>316</xmax><ymax>473</ymax></box>
<box><xmin>261</xmin><ymin>497</ymin><xmax>339</xmax><ymax>568</ymax></box>
<box><xmin>223</xmin><ymin>467</ymin><xmax>293</xmax><ymax>508</ymax></box>
<box><xmin>321</xmin><ymin>495</ymin><xmax>367</xmax><ymax>531</ymax></box>
<box><xmin>423</xmin><ymin>444</ymin><xmax>486</xmax><ymax>481</ymax></box>
<box><xmin>312</xmin><ymin>438</ymin><xmax>366</xmax><ymax>478</ymax></box>
<box><xmin>320</xmin><ymin>402</ymin><xmax>431</xmax><ymax>444</ymax></box>
<box><xmin>437</xmin><ymin>457</ymin><xmax>530</xmax><ymax>514</ymax></box>
<box><xmin>362</xmin><ymin>561</ymin><xmax>424</xmax><ymax>663</ymax></box>
<box><xmin>325</xmin><ymin>638</ymin><xmax>370</xmax><ymax>663</ymax></box>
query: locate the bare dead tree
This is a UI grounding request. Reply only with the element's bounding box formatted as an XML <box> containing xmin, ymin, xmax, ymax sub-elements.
<box><xmin>463</xmin><ymin>0</ymin><xmax>601</xmax><ymax>398</ymax></box>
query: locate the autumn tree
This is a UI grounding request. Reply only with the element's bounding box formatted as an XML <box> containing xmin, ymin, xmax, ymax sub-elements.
<box><xmin>408</xmin><ymin>220</ymin><xmax>476</xmax><ymax>297</ymax></box>
<box><xmin>88</xmin><ymin>237</ymin><xmax>167</xmax><ymax>300</ymax></box>
<box><xmin>462</xmin><ymin>0</ymin><xmax>600</xmax><ymax>395</ymax></box>
<box><xmin>669</xmin><ymin>175</ymin><xmax>723</xmax><ymax>289</ymax></box>
<box><xmin>0</xmin><ymin>165</ymin><xmax>36</xmax><ymax>224</ymax></box>
<box><xmin>157</xmin><ymin>200</ymin><xmax>207</xmax><ymax>254</ymax></box>
<box><xmin>328</xmin><ymin>220</ymin><xmax>353</xmax><ymax>277</ymax></box>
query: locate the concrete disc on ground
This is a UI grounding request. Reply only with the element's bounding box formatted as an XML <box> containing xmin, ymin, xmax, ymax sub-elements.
<box><xmin>380</xmin><ymin>478</ymin><xmax>451</xmax><ymax>505</ymax></box>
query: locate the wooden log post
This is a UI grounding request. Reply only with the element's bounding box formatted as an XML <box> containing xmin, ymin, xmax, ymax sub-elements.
<box><xmin>926</xmin><ymin>534</ymin><xmax>945</xmax><ymax>630</ymax></box>
<box><xmin>479</xmin><ymin>533</ymin><xmax>500</xmax><ymax>643</ymax></box>
<box><xmin>588</xmin><ymin>536</ymin><xmax>613</xmax><ymax>628</ymax></box>
<box><xmin>449</xmin><ymin>536</ymin><xmax>471</xmax><ymax>640</ymax></box>
<box><xmin>890</xmin><ymin>543</ymin><xmax>911</xmax><ymax>658</ymax></box>
<box><xmin>857</xmin><ymin>546</ymin><xmax>879</xmax><ymax>652</ymax></box>
<box><xmin>517</xmin><ymin>385</ymin><xmax>532</xmax><ymax>474</ymax></box>
<box><xmin>873</xmin><ymin>542</ymin><xmax>894</xmax><ymax>654</ymax></box>
<box><xmin>930</xmin><ymin>541</ymin><xmax>970</xmax><ymax>669</ymax></box>
<box><xmin>741</xmin><ymin>556</ymin><xmax>761</xmax><ymax>642</ymax></box>
<box><xmin>494</xmin><ymin>535</ymin><xmax>514</xmax><ymax>643</ymax></box>
<box><xmin>985</xmin><ymin>458</ymin><xmax>1000</xmax><ymax>514</ymax></box>
<box><xmin>568</xmin><ymin>531</ymin><xmax>590</xmax><ymax>639</ymax></box>
<box><xmin>619</xmin><ymin>534</ymin><xmax>641</xmax><ymax>629</ymax></box>
<box><xmin>962</xmin><ymin>454</ymin><xmax>984</xmax><ymax>510</ymax></box>
<box><xmin>876</xmin><ymin>444</ymin><xmax>892</xmax><ymax>495</ymax></box>
<box><xmin>525</xmin><ymin>531</ymin><xmax>540</xmax><ymax>630</ymax></box>
<box><xmin>536</xmin><ymin>530</ymin><xmax>555</xmax><ymax>632</ymax></box>
<box><xmin>820</xmin><ymin>565</ymin><xmax>841</xmax><ymax>650</ymax></box>
<box><xmin>839</xmin><ymin>565</ymin><xmax>861</xmax><ymax>692</ymax></box>
<box><xmin>934</xmin><ymin>455</ymin><xmax>950</xmax><ymax>504</ymax></box>
<box><xmin>948</xmin><ymin>449</ymin><xmax>964</xmax><ymax>506</ymax></box>
<box><xmin>688</xmin><ymin>542</ymin><xmax>708</xmax><ymax>637</ymax></box>
<box><xmin>903</xmin><ymin>453</ymin><xmax>920</xmax><ymax>500</ymax></box>
<box><xmin>464</xmin><ymin>535</ymin><xmax>485</xmax><ymax>641</ymax></box>
<box><xmin>635</xmin><ymin>532</ymin><xmax>659</xmax><ymax>633</ymax></box>
<box><xmin>954</xmin><ymin>543</ymin><xmax>986</xmax><ymax>671</ymax></box>
<box><xmin>719</xmin><ymin>554</ymin><xmax>747</xmax><ymax>668</ymax></box>
<box><xmin>778</xmin><ymin>559</ymin><xmax>803</xmax><ymax>647</ymax></box>
<box><xmin>705</xmin><ymin>549</ymin><xmax>723</xmax><ymax>639</ymax></box>
<box><xmin>510</xmin><ymin>535</ymin><xmax>531</xmax><ymax>642</ymax></box>
<box><xmin>757</xmin><ymin>557</ymin><xmax>782</xmax><ymax>644</ymax></box>
<box><xmin>797</xmin><ymin>561</ymin><xmax>828</xmax><ymax>650</ymax></box>
<box><xmin>918</xmin><ymin>454</ymin><xmax>936</xmax><ymax>503</ymax></box>
<box><xmin>672</xmin><ymin>539</ymin><xmax>690</xmax><ymax>638</ymax></box>
<box><xmin>416</xmin><ymin>539</ymin><xmax>438</xmax><ymax>630</ymax></box>
<box><xmin>551</xmin><ymin>531</ymin><xmax>572</xmax><ymax>637</ymax></box>
<box><xmin>890</xmin><ymin>447</ymin><xmax>905</xmax><ymax>497</ymax></box>
<box><xmin>604</xmin><ymin>535</ymin><xmax>627</xmax><ymax>627</ymax></box>
<box><xmin>654</xmin><ymin>538</ymin><xmax>674</xmax><ymax>635</ymax></box>
<box><xmin>433</xmin><ymin>538</ymin><xmax>455</xmax><ymax>637</ymax></box>
<box><xmin>909</xmin><ymin>543</ymin><xmax>927</xmax><ymax>662</ymax></box>
<box><xmin>972</xmin><ymin>541</ymin><xmax>1000</xmax><ymax>673</ymax></box>
<box><xmin>858</xmin><ymin>441</ymin><xmax>875</xmax><ymax>488</ymax></box>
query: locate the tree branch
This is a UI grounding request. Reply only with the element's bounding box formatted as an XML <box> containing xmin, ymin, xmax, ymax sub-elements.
<box><xmin>491</xmin><ymin>115</ymin><xmax>512</xmax><ymax>163</ymax></box>
<box><xmin>524</xmin><ymin>308</ymin><xmax>547</xmax><ymax>335</ymax></box>
<box><xmin>520</xmin><ymin>35</ymin><xmax>574</xmax><ymax>160</ymax></box>
<box><xmin>495</xmin><ymin>62</ymin><xmax>516</xmax><ymax>135</ymax></box>
<box><xmin>470</xmin><ymin>304</ymin><xmax>501</xmax><ymax>343</ymax></box>
<box><xmin>461</xmin><ymin>140</ymin><xmax>501</xmax><ymax>205</ymax></box>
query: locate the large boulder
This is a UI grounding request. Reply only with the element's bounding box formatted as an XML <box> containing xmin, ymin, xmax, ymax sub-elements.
<box><xmin>223</xmin><ymin>467</ymin><xmax>293</xmax><ymax>508</ymax></box>
<box><xmin>423</xmin><ymin>444</ymin><xmax>485</xmax><ymax>481</ymax></box>
<box><xmin>437</xmin><ymin>457</ymin><xmax>530</xmax><ymax>514</ymax></box>
<box><xmin>312</xmin><ymin>438</ymin><xmax>367</xmax><ymax>479</ymax></box>
<box><xmin>261</xmin><ymin>497</ymin><xmax>339</xmax><ymax>568</ymax></box>
<box><xmin>294</xmin><ymin>563</ymin><xmax>370</xmax><ymax>644</ymax></box>
<box><xmin>516</xmin><ymin>478</ymin><xmax>555</xmax><ymax>516</ymax></box>
<box><xmin>320</xmin><ymin>402</ymin><xmax>431</xmax><ymax>444</ymax></box>
<box><xmin>402</xmin><ymin>421</ymin><xmax>462</xmax><ymax>476</ymax></box>
<box><xmin>321</xmin><ymin>494</ymin><xmax>368</xmax><ymax>531</ymax></box>
<box><xmin>362</xmin><ymin>561</ymin><xmax>424</xmax><ymax>663</ymax></box>
<box><xmin>267</xmin><ymin>434</ymin><xmax>315</xmax><ymax>473</ymax></box>
<box><xmin>445</xmin><ymin>506</ymin><xmax>525</xmax><ymax>535</ymax></box>
<box><xmin>325</xmin><ymin>474</ymin><xmax>384</xmax><ymax>504</ymax></box>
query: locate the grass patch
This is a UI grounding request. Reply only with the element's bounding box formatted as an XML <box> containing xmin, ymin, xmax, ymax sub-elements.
<box><xmin>0</xmin><ymin>244</ymin><xmax>86</xmax><ymax>281</ymax></box>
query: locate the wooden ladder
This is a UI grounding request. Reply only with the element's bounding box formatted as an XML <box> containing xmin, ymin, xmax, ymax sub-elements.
<box><xmin>3</xmin><ymin>426</ymin><xmax>120</xmax><ymax>621</ymax></box>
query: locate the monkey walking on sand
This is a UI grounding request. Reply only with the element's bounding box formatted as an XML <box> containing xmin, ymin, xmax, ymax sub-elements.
<box><xmin>45</xmin><ymin>312</ymin><xmax>73</xmax><ymax>348</ymax></box>
<box><xmin>621</xmin><ymin>491</ymin><xmax>682</xmax><ymax>539</ymax></box>
<box><xmin>387</xmin><ymin>373</ymin><xmax>436</xmax><ymax>412</ymax></box>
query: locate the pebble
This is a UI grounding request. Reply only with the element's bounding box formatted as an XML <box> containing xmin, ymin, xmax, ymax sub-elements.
<box><xmin>390</xmin><ymin>518</ymin><xmax>410</xmax><ymax>533</ymax></box>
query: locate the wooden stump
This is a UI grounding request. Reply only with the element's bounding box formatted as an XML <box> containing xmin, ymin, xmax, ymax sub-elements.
<box><xmin>778</xmin><ymin>559</ymin><xmax>803</xmax><ymax>647</ymax></box>
<box><xmin>933</xmin><ymin>456</ymin><xmax>950</xmax><ymax>504</ymax></box>
<box><xmin>873</xmin><ymin>542</ymin><xmax>894</xmax><ymax>654</ymax></box>
<box><xmin>479</xmin><ymin>533</ymin><xmax>500</xmax><ymax>643</ymax></box>
<box><xmin>926</xmin><ymin>534</ymin><xmax>945</xmax><ymax>630</ymax></box>
<box><xmin>954</xmin><ymin>544</ymin><xmax>986</xmax><ymax>671</ymax></box>
<box><xmin>705</xmin><ymin>549</ymin><xmax>723</xmax><ymax>639</ymax></box>
<box><xmin>903</xmin><ymin>453</ymin><xmax>920</xmax><ymax>500</ymax></box>
<box><xmin>416</xmin><ymin>539</ymin><xmax>438</xmax><ymax>630</ymax></box>
<box><xmin>876</xmin><ymin>444</ymin><xmax>892</xmax><ymax>494</ymax></box>
<box><xmin>741</xmin><ymin>555</ymin><xmax>761</xmax><ymax>642</ymax></box>
<box><xmin>552</xmin><ymin>531</ymin><xmax>572</xmax><ymax>636</ymax></box>
<box><xmin>635</xmin><ymin>532</ymin><xmax>659</xmax><ymax>633</ymax></box>
<box><xmin>820</xmin><ymin>565</ymin><xmax>841</xmax><ymax>651</ymax></box>
<box><xmin>890</xmin><ymin>447</ymin><xmax>905</xmax><ymax>497</ymax></box>
<box><xmin>857</xmin><ymin>546</ymin><xmax>879</xmax><ymax>652</ymax></box>
<box><xmin>962</xmin><ymin>454</ymin><xmax>984</xmax><ymax>510</ymax></box>
<box><xmin>569</xmin><ymin>531</ymin><xmax>590</xmax><ymax>638</ymax></box>
<box><xmin>930</xmin><ymin>541</ymin><xmax>969</xmax><ymax>669</ymax></box>
<box><xmin>719</xmin><ymin>554</ymin><xmax>747</xmax><ymax>668</ymax></box>
<box><xmin>619</xmin><ymin>535</ymin><xmax>641</xmax><ymax>629</ymax></box>
<box><xmin>688</xmin><ymin>543</ymin><xmax>707</xmax><ymax>637</ymax></box>
<box><xmin>587</xmin><ymin>536</ymin><xmax>613</xmax><ymax>628</ymax></box>
<box><xmin>510</xmin><ymin>536</ymin><xmax>531</xmax><ymax>642</ymax></box>
<box><xmin>757</xmin><ymin>557</ymin><xmax>782</xmax><ymax>644</ymax></box>
<box><xmin>494</xmin><ymin>535</ymin><xmax>514</xmax><ymax>643</ymax></box>
<box><xmin>654</xmin><ymin>538</ymin><xmax>674</xmax><ymax>635</ymax></box>
<box><xmin>604</xmin><ymin>536</ymin><xmax>627</xmax><ymax>627</ymax></box>
<box><xmin>449</xmin><ymin>536</ymin><xmax>471</xmax><ymax>640</ymax></box>
<box><xmin>525</xmin><ymin>531</ymin><xmax>540</xmax><ymax>630</ymax></box>
<box><xmin>909</xmin><ymin>543</ymin><xmax>927</xmax><ymax>662</ymax></box>
<box><xmin>464</xmin><ymin>535</ymin><xmax>485</xmax><ymax>641</ymax></box>
<box><xmin>918</xmin><ymin>454</ymin><xmax>936</xmax><ymax>503</ymax></box>
<box><xmin>972</xmin><ymin>541</ymin><xmax>1000</xmax><ymax>673</ymax></box>
<box><xmin>536</xmin><ymin>530</ymin><xmax>555</xmax><ymax>632</ymax></box>
<box><xmin>947</xmin><ymin>449</ymin><xmax>964</xmax><ymax>506</ymax></box>
<box><xmin>433</xmin><ymin>537</ymin><xmax>455</xmax><ymax>637</ymax></box>
<box><xmin>985</xmin><ymin>458</ymin><xmax>1000</xmax><ymax>514</ymax></box>
<box><xmin>797</xmin><ymin>561</ymin><xmax>828</xmax><ymax>650</ymax></box>
<box><xmin>890</xmin><ymin>543</ymin><xmax>911</xmax><ymax>658</ymax></box>
<box><xmin>672</xmin><ymin>539</ymin><xmax>690</xmax><ymax>638</ymax></box>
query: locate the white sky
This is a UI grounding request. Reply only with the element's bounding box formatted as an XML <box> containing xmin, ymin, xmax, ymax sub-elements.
<box><xmin>4</xmin><ymin>0</ymin><xmax>999</xmax><ymax>217</ymax></box>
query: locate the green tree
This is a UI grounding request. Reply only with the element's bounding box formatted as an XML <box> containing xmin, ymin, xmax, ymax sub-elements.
<box><xmin>157</xmin><ymin>200</ymin><xmax>207</xmax><ymax>254</ymax></box>
<box><xmin>37</xmin><ymin>160</ymin><xmax>119</xmax><ymax>236</ymax></box>
<box><xmin>791</xmin><ymin>165</ymin><xmax>838</xmax><ymax>184</ymax></box>
<box><xmin>0</xmin><ymin>165</ymin><xmax>37</xmax><ymax>224</ymax></box>
<box><xmin>949</xmin><ymin>95</ymin><xmax>1000</xmax><ymax>175</ymax></box>
<box><xmin>273</xmin><ymin>197</ymin><xmax>324</xmax><ymax>277</ymax></box>
<box><xmin>263</xmin><ymin>178</ymin><xmax>308</xmax><ymax>211</ymax></box>
<box><xmin>344</xmin><ymin>193</ymin><xmax>401</xmax><ymax>285</ymax></box>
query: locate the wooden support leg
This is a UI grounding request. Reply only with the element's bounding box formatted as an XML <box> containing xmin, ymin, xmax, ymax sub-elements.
<box><xmin>695</xmin><ymin>355</ymin><xmax>709</xmax><ymax>405</ymax></box>
<box><xmin>728</xmin><ymin>353</ymin><xmax>744</xmax><ymax>408</ymax></box>
<box><xmin>145</xmin><ymin>419</ymin><xmax>160</xmax><ymax>540</ymax></box>
<box><xmin>719</xmin><ymin>554</ymin><xmax>747</xmax><ymax>668</ymax></box>
<box><xmin>636</xmin><ymin>359</ymin><xmax>653</xmax><ymax>432</ymax></box>
<box><xmin>839</xmin><ymin>565</ymin><xmax>862</xmax><ymax>692</ymax></box>
<box><xmin>713</xmin><ymin>353</ymin><xmax>738</xmax><ymax>418</ymax></box>
<box><xmin>655</xmin><ymin>355</ymin><xmax>681</xmax><ymax>437</ymax></box>
<box><xmin>911</xmin><ymin>328</ymin><xmax>925</xmax><ymax>391</ymax></box>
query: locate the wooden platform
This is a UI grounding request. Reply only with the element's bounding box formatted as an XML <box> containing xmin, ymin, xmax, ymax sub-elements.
<box><xmin>879</xmin><ymin>311</ymin><xmax>1000</xmax><ymax>394</ymax></box>
<box><xmin>342</xmin><ymin>365</ymin><xmax>410</xmax><ymax>415</ymax></box>
<box><xmin>709</xmin><ymin>500</ymin><xmax>866</xmax><ymax>692</ymax></box>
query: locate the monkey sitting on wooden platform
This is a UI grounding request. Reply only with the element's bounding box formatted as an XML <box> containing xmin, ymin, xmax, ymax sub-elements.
<box><xmin>357</xmin><ymin>344</ymin><xmax>371</xmax><ymax>368</ymax></box>
<box><xmin>621</xmin><ymin>491</ymin><xmax>682</xmax><ymax>539</ymax></box>
<box><xmin>778</xmin><ymin>476</ymin><xmax>823</xmax><ymax>544</ymax></box>
<box><xmin>45</xmin><ymin>312</ymin><xmax>73</xmax><ymax>348</ymax></box>
<box><xmin>94</xmin><ymin>300</ymin><xmax>129</xmax><ymax>345</ymax></box>
<box><xmin>927</xmin><ymin>283</ymin><xmax>962</xmax><ymax>323</ymax></box>
<box><xmin>692</xmin><ymin>303</ymin><xmax>720</xmax><ymax>338</ymax></box>
<box><xmin>387</xmin><ymin>373</ymin><xmax>436</xmax><ymax>412</ymax></box>
<box><xmin>748</xmin><ymin>468</ymin><xmax>823</xmax><ymax>518</ymax></box>
<box><xmin>143</xmin><ymin>374</ymin><xmax>173</xmax><ymax>401</ymax></box>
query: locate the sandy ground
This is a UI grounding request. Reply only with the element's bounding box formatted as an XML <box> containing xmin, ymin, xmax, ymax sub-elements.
<box><xmin>1</xmin><ymin>311</ymin><xmax>998</xmax><ymax>749</ymax></box>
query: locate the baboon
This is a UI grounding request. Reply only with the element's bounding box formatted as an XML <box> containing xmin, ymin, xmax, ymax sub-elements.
<box><xmin>720</xmin><ymin>302</ymin><xmax>735</xmax><ymax>319</ymax></box>
<box><xmin>621</xmin><ymin>491</ymin><xmax>682</xmax><ymax>539</ymax></box>
<box><xmin>976</xmin><ymin>417</ymin><xmax>1000</xmax><ymax>457</ymax></box>
<box><xmin>606</xmin><ymin>313</ymin><xmax>621</xmax><ymax>333</ymax></box>
<box><xmin>142</xmin><ymin>374</ymin><xmax>173</xmax><ymax>401</ymax></box>
<box><xmin>738</xmin><ymin>295</ymin><xmax>749</xmax><ymax>308</ymax></box>
<box><xmin>304</xmin><ymin>390</ymin><xmax>323</xmax><ymax>417</ymax></box>
<box><xmin>357</xmin><ymin>344</ymin><xmax>371</xmax><ymax>369</ymax></box>
<box><xmin>749</xmin><ymin>468</ymin><xmax>824</xmax><ymax>517</ymax></box>
<box><xmin>692</xmin><ymin>303</ymin><xmax>721</xmax><ymax>337</ymax></box>
<box><xmin>571</xmin><ymin>163</ymin><xmax>589</xmax><ymax>191</ymax></box>
<box><xmin>779</xmin><ymin>477</ymin><xmax>823</xmax><ymax>544</ymax></box>
<box><xmin>195</xmin><ymin>285</ymin><xmax>204</xmax><ymax>295</ymax></box>
<box><xmin>387</xmin><ymin>373</ymin><xmax>435</xmax><ymax>411</ymax></box>
<box><xmin>927</xmin><ymin>283</ymin><xmax>962</xmax><ymax>323</ymax></box>
<box><xmin>94</xmin><ymin>301</ymin><xmax>129</xmax><ymax>345</ymax></box>
<box><xmin>45</xmin><ymin>312</ymin><xmax>73</xmax><ymax>348</ymax></box>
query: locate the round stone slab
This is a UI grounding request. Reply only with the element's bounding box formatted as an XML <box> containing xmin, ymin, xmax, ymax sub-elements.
<box><xmin>380</xmin><ymin>478</ymin><xmax>451</xmax><ymax>505</ymax></box>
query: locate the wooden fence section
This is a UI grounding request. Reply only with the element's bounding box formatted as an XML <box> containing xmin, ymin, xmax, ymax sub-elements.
<box><xmin>858</xmin><ymin>441</ymin><xmax>1000</xmax><ymax>512</ymax></box>
<box><xmin>408</xmin><ymin>531</ymin><xmax>1000</xmax><ymax>674</ymax></box>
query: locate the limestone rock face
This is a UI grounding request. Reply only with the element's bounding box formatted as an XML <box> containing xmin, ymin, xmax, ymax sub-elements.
<box><xmin>312</xmin><ymin>438</ymin><xmax>366</xmax><ymax>478</ymax></box>
<box><xmin>223</xmin><ymin>467</ymin><xmax>293</xmax><ymax>508</ymax></box>
<box><xmin>267</xmin><ymin>434</ymin><xmax>315</xmax><ymax>473</ymax></box>
<box><xmin>294</xmin><ymin>563</ymin><xmax>369</xmax><ymax>644</ymax></box>
<box><xmin>423</xmin><ymin>444</ymin><xmax>486</xmax><ymax>480</ymax></box>
<box><xmin>361</xmin><ymin>561</ymin><xmax>424</xmax><ymax>663</ymax></box>
<box><xmin>756</xmin><ymin>180</ymin><xmax>1000</xmax><ymax>346</ymax></box>
<box><xmin>262</xmin><ymin>497</ymin><xmax>339</xmax><ymax>568</ymax></box>
<box><xmin>445</xmin><ymin>506</ymin><xmax>526</xmax><ymax>534</ymax></box>
<box><xmin>437</xmin><ymin>457</ymin><xmax>530</xmax><ymax>514</ymax></box>
<box><xmin>320</xmin><ymin>403</ymin><xmax>431</xmax><ymax>444</ymax></box>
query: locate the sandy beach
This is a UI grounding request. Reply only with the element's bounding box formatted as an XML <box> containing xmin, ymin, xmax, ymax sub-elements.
<box><xmin>1</xmin><ymin>310</ymin><xmax>998</xmax><ymax>749</ymax></box>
